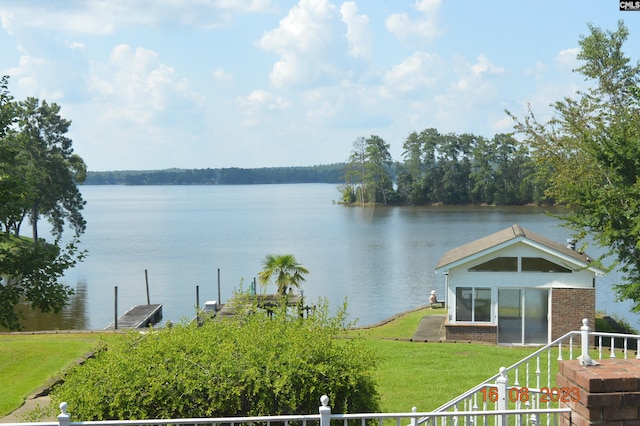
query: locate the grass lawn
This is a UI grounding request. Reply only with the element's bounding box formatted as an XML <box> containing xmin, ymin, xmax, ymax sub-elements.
<box><xmin>352</xmin><ymin>306</ymin><xmax>442</xmax><ymax>339</ymax></box>
<box><xmin>367</xmin><ymin>339</ymin><xmax>536</xmax><ymax>411</ymax></box>
<box><xmin>347</xmin><ymin>308</ymin><xmax>538</xmax><ymax>411</ymax></box>
<box><xmin>0</xmin><ymin>333</ymin><xmax>113</xmax><ymax>417</ymax></box>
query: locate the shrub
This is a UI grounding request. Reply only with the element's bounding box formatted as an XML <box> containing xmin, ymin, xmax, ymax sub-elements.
<box><xmin>50</xmin><ymin>300</ymin><xmax>379</xmax><ymax>420</ymax></box>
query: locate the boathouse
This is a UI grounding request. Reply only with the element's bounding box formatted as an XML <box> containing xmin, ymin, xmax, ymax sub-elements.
<box><xmin>435</xmin><ymin>224</ymin><xmax>604</xmax><ymax>345</ymax></box>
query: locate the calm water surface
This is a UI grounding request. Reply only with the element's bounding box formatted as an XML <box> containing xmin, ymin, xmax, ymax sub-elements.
<box><xmin>15</xmin><ymin>184</ymin><xmax>640</xmax><ymax>331</ymax></box>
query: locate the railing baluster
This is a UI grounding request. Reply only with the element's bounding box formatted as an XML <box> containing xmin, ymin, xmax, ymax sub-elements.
<box><xmin>557</xmin><ymin>341</ymin><xmax>563</xmax><ymax>361</ymax></box>
<box><xmin>610</xmin><ymin>336</ymin><xmax>616</xmax><ymax>358</ymax></box>
<box><xmin>536</xmin><ymin>355</ymin><xmax>541</xmax><ymax>392</ymax></box>
<box><xmin>598</xmin><ymin>335</ymin><xmax>603</xmax><ymax>359</ymax></box>
<box><xmin>568</xmin><ymin>335</ymin><xmax>573</xmax><ymax>360</ymax></box>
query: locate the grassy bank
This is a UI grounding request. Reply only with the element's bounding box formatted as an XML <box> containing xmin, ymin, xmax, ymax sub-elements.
<box><xmin>0</xmin><ymin>332</ymin><xmax>114</xmax><ymax>417</ymax></box>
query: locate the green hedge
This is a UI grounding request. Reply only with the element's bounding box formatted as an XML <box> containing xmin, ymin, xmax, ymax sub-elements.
<box><xmin>51</xmin><ymin>302</ymin><xmax>379</xmax><ymax>420</ymax></box>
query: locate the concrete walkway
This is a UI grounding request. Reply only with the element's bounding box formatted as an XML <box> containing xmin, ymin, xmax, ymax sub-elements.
<box><xmin>412</xmin><ymin>314</ymin><xmax>446</xmax><ymax>342</ymax></box>
<box><xmin>1</xmin><ymin>395</ymin><xmax>52</xmax><ymax>423</ymax></box>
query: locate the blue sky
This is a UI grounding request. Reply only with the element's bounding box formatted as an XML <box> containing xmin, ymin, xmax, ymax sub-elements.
<box><xmin>1</xmin><ymin>1</ymin><xmax>639</xmax><ymax>171</ymax></box>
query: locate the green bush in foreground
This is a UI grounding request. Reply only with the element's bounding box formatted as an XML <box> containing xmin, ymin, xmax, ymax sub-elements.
<box><xmin>51</xmin><ymin>301</ymin><xmax>379</xmax><ymax>420</ymax></box>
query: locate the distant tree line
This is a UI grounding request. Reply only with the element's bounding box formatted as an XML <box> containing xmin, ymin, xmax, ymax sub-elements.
<box><xmin>84</xmin><ymin>164</ymin><xmax>347</xmax><ymax>185</ymax></box>
<box><xmin>342</xmin><ymin>130</ymin><xmax>544</xmax><ymax>206</ymax></box>
<box><xmin>87</xmin><ymin>129</ymin><xmax>549</xmax><ymax>206</ymax></box>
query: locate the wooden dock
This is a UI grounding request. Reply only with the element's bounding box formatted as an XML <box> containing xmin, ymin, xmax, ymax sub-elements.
<box><xmin>105</xmin><ymin>304</ymin><xmax>163</xmax><ymax>330</ymax></box>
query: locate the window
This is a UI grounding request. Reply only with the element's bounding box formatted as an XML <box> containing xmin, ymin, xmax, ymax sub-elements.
<box><xmin>469</xmin><ymin>256</ymin><xmax>573</xmax><ymax>273</ymax></box>
<box><xmin>522</xmin><ymin>257</ymin><xmax>572</xmax><ymax>273</ymax></box>
<box><xmin>469</xmin><ymin>257</ymin><xmax>517</xmax><ymax>272</ymax></box>
<box><xmin>456</xmin><ymin>287</ymin><xmax>491</xmax><ymax>322</ymax></box>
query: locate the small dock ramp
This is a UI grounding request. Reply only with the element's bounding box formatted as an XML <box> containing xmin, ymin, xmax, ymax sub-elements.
<box><xmin>106</xmin><ymin>304</ymin><xmax>163</xmax><ymax>330</ymax></box>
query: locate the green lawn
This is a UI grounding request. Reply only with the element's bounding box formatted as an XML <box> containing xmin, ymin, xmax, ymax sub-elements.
<box><xmin>366</xmin><ymin>338</ymin><xmax>536</xmax><ymax>411</ymax></box>
<box><xmin>0</xmin><ymin>333</ymin><xmax>112</xmax><ymax>417</ymax></box>
<box><xmin>347</xmin><ymin>308</ymin><xmax>537</xmax><ymax>411</ymax></box>
<box><xmin>352</xmin><ymin>306</ymin><xmax>442</xmax><ymax>339</ymax></box>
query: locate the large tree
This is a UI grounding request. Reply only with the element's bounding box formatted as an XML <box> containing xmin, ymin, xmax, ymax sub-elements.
<box><xmin>364</xmin><ymin>135</ymin><xmax>394</xmax><ymax>204</ymax></box>
<box><xmin>510</xmin><ymin>21</ymin><xmax>640</xmax><ymax>310</ymax></box>
<box><xmin>17</xmin><ymin>97</ymin><xmax>87</xmax><ymax>240</ymax></box>
<box><xmin>0</xmin><ymin>77</ymin><xmax>87</xmax><ymax>330</ymax></box>
<box><xmin>342</xmin><ymin>135</ymin><xmax>394</xmax><ymax>204</ymax></box>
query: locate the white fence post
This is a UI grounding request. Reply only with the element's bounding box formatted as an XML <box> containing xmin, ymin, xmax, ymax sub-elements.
<box><xmin>319</xmin><ymin>395</ymin><xmax>331</xmax><ymax>426</ymax></box>
<box><xmin>58</xmin><ymin>402</ymin><xmax>70</xmax><ymax>426</ymax></box>
<box><xmin>496</xmin><ymin>368</ymin><xmax>508</xmax><ymax>426</ymax></box>
<box><xmin>580</xmin><ymin>318</ymin><xmax>597</xmax><ymax>366</ymax></box>
<box><xmin>410</xmin><ymin>406</ymin><xmax>417</xmax><ymax>426</ymax></box>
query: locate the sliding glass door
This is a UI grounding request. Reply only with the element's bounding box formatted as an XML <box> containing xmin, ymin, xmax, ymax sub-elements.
<box><xmin>498</xmin><ymin>289</ymin><xmax>548</xmax><ymax>344</ymax></box>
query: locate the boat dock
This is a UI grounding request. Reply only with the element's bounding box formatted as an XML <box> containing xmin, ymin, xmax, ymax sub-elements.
<box><xmin>105</xmin><ymin>304</ymin><xmax>163</xmax><ymax>330</ymax></box>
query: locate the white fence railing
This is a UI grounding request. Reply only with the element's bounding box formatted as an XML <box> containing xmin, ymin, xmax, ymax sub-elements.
<box><xmin>5</xmin><ymin>319</ymin><xmax>636</xmax><ymax>426</ymax></box>
<box><xmin>3</xmin><ymin>397</ymin><xmax>570</xmax><ymax>426</ymax></box>
<box><xmin>417</xmin><ymin>319</ymin><xmax>640</xmax><ymax>426</ymax></box>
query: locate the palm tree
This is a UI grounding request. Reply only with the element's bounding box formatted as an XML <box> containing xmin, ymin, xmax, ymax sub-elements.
<box><xmin>258</xmin><ymin>254</ymin><xmax>309</xmax><ymax>295</ymax></box>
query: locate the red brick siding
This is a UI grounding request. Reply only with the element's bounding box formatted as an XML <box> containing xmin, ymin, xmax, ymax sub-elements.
<box><xmin>552</xmin><ymin>288</ymin><xmax>595</xmax><ymax>340</ymax></box>
<box><xmin>558</xmin><ymin>359</ymin><xmax>640</xmax><ymax>426</ymax></box>
<box><xmin>445</xmin><ymin>321</ymin><xmax>497</xmax><ymax>344</ymax></box>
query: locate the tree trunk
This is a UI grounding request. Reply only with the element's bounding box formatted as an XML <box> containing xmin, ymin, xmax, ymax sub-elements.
<box><xmin>31</xmin><ymin>200</ymin><xmax>39</xmax><ymax>241</ymax></box>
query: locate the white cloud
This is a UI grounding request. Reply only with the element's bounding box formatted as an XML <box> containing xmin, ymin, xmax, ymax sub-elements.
<box><xmin>340</xmin><ymin>2</ymin><xmax>372</xmax><ymax>60</ymax></box>
<box><xmin>258</xmin><ymin>0</ymin><xmax>343</xmax><ymax>88</ymax></box>
<box><xmin>212</xmin><ymin>67</ymin><xmax>236</xmax><ymax>84</ymax></box>
<box><xmin>238</xmin><ymin>89</ymin><xmax>291</xmax><ymax>127</ymax></box>
<box><xmin>454</xmin><ymin>53</ymin><xmax>504</xmax><ymax>93</ymax></box>
<box><xmin>0</xmin><ymin>2</ymin><xmax>117</xmax><ymax>35</ymax></box>
<box><xmin>0</xmin><ymin>0</ymin><xmax>272</xmax><ymax>36</ymax></box>
<box><xmin>491</xmin><ymin>115</ymin><xmax>514</xmax><ymax>132</ymax></box>
<box><xmin>5</xmin><ymin>55</ymin><xmax>64</xmax><ymax>100</ymax></box>
<box><xmin>382</xmin><ymin>51</ymin><xmax>440</xmax><ymax>97</ymax></box>
<box><xmin>524</xmin><ymin>61</ymin><xmax>548</xmax><ymax>81</ymax></box>
<box><xmin>385</xmin><ymin>0</ymin><xmax>442</xmax><ymax>43</ymax></box>
<box><xmin>88</xmin><ymin>44</ymin><xmax>204</xmax><ymax>125</ymax></box>
<box><xmin>557</xmin><ymin>47</ymin><xmax>579</xmax><ymax>69</ymax></box>
<box><xmin>214</xmin><ymin>0</ymin><xmax>272</xmax><ymax>12</ymax></box>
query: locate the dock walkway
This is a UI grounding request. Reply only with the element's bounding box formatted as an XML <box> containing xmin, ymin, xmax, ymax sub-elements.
<box><xmin>105</xmin><ymin>304</ymin><xmax>163</xmax><ymax>330</ymax></box>
<box><xmin>412</xmin><ymin>314</ymin><xmax>446</xmax><ymax>342</ymax></box>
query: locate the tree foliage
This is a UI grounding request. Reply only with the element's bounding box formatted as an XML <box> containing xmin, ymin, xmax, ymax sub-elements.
<box><xmin>340</xmin><ymin>130</ymin><xmax>538</xmax><ymax>206</ymax></box>
<box><xmin>84</xmin><ymin>164</ymin><xmax>346</xmax><ymax>185</ymax></box>
<box><xmin>0</xmin><ymin>76</ymin><xmax>86</xmax><ymax>330</ymax></box>
<box><xmin>342</xmin><ymin>135</ymin><xmax>394</xmax><ymax>204</ymax></box>
<box><xmin>50</xmin><ymin>301</ymin><xmax>380</xmax><ymax>420</ymax></box>
<box><xmin>258</xmin><ymin>254</ymin><xmax>309</xmax><ymax>295</ymax></box>
<box><xmin>509</xmin><ymin>21</ymin><xmax>640</xmax><ymax>309</ymax></box>
<box><xmin>0</xmin><ymin>236</ymin><xmax>81</xmax><ymax>330</ymax></box>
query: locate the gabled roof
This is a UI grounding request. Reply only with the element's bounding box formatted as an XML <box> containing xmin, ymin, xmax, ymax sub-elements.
<box><xmin>435</xmin><ymin>224</ymin><xmax>601</xmax><ymax>273</ymax></box>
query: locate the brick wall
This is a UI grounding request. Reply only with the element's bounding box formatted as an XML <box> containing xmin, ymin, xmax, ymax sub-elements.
<box><xmin>445</xmin><ymin>321</ymin><xmax>496</xmax><ymax>344</ymax></box>
<box><xmin>552</xmin><ymin>288</ymin><xmax>595</xmax><ymax>340</ymax></box>
<box><xmin>445</xmin><ymin>287</ymin><xmax>594</xmax><ymax>344</ymax></box>
<box><xmin>557</xmin><ymin>359</ymin><xmax>640</xmax><ymax>426</ymax></box>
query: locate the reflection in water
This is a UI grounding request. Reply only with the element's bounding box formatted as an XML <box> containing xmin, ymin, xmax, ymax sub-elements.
<box><xmin>0</xmin><ymin>281</ymin><xmax>89</xmax><ymax>332</ymax></box>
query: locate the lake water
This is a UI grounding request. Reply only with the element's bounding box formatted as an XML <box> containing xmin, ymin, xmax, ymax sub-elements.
<box><xmin>14</xmin><ymin>184</ymin><xmax>640</xmax><ymax>331</ymax></box>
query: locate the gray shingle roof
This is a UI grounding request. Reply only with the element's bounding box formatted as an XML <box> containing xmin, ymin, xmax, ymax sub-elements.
<box><xmin>435</xmin><ymin>224</ymin><xmax>593</xmax><ymax>270</ymax></box>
